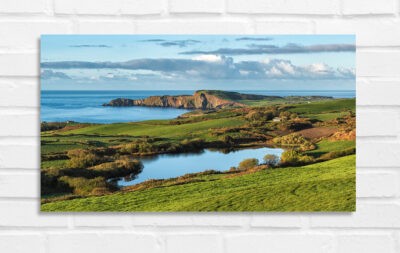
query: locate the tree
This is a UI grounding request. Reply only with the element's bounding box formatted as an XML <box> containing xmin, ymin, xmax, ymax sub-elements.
<box><xmin>238</xmin><ymin>158</ymin><xmax>259</xmax><ymax>170</ymax></box>
<box><xmin>263</xmin><ymin>154</ymin><xmax>279</xmax><ymax>167</ymax></box>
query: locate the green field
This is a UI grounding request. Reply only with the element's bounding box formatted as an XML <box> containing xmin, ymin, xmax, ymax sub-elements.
<box><xmin>41</xmin><ymin>155</ymin><xmax>355</xmax><ymax>212</ymax></box>
<box><xmin>54</xmin><ymin>117</ymin><xmax>245</xmax><ymax>140</ymax></box>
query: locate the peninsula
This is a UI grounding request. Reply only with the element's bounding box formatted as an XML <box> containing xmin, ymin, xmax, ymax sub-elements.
<box><xmin>103</xmin><ymin>90</ymin><xmax>333</xmax><ymax>110</ymax></box>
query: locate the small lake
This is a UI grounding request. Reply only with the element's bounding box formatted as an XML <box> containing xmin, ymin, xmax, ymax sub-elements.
<box><xmin>114</xmin><ymin>147</ymin><xmax>283</xmax><ymax>187</ymax></box>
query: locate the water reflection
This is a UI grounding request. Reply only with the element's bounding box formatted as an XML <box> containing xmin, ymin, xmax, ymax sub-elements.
<box><xmin>112</xmin><ymin>147</ymin><xmax>283</xmax><ymax>187</ymax></box>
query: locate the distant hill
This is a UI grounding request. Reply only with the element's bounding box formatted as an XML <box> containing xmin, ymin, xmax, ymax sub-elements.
<box><xmin>103</xmin><ymin>90</ymin><xmax>333</xmax><ymax>110</ymax></box>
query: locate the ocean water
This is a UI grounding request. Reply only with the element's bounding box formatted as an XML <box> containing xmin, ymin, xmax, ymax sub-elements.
<box><xmin>41</xmin><ymin>90</ymin><xmax>355</xmax><ymax>124</ymax></box>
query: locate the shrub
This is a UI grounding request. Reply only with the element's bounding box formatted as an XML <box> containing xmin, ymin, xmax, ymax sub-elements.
<box><xmin>220</xmin><ymin>135</ymin><xmax>234</xmax><ymax>145</ymax></box>
<box><xmin>280</xmin><ymin>150</ymin><xmax>315</xmax><ymax>166</ymax></box>
<box><xmin>67</xmin><ymin>149</ymin><xmax>101</xmax><ymax>169</ymax></box>
<box><xmin>263</xmin><ymin>154</ymin><xmax>280</xmax><ymax>167</ymax></box>
<box><xmin>238</xmin><ymin>158</ymin><xmax>259</xmax><ymax>170</ymax></box>
<box><xmin>89</xmin><ymin>157</ymin><xmax>143</xmax><ymax>178</ymax></box>
<box><xmin>59</xmin><ymin>176</ymin><xmax>108</xmax><ymax>195</ymax></box>
<box><xmin>273</xmin><ymin>133</ymin><xmax>315</xmax><ymax>151</ymax></box>
<box><xmin>229</xmin><ymin>166</ymin><xmax>237</xmax><ymax>172</ymax></box>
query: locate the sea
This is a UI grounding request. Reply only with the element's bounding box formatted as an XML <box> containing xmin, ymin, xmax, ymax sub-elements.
<box><xmin>41</xmin><ymin>90</ymin><xmax>355</xmax><ymax>124</ymax></box>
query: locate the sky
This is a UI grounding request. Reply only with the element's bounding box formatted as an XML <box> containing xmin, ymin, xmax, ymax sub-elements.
<box><xmin>40</xmin><ymin>35</ymin><xmax>355</xmax><ymax>91</ymax></box>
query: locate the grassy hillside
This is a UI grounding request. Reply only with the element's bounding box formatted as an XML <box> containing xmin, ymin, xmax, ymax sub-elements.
<box><xmin>54</xmin><ymin>117</ymin><xmax>245</xmax><ymax>139</ymax></box>
<box><xmin>41</xmin><ymin>155</ymin><xmax>355</xmax><ymax>212</ymax></box>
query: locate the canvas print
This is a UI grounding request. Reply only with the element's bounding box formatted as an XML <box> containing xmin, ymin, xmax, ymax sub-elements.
<box><xmin>40</xmin><ymin>35</ymin><xmax>356</xmax><ymax>212</ymax></box>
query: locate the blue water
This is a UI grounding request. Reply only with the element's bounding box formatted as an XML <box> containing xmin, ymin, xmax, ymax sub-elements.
<box><xmin>41</xmin><ymin>90</ymin><xmax>193</xmax><ymax>123</ymax></box>
<box><xmin>41</xmin><ymin>90</ymin><xmax>355</xmax><ymax>124</ymax></box>
<box><xmin>115</xmin><ymin>147</ymin><xmax>284</xmax><ymax>187</ymax></box>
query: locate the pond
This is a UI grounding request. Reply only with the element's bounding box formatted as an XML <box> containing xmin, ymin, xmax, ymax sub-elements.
<box><xmin>113</xmin><ymin>147</ymin><xmax>284</xmax><ymax>187</ymax></box>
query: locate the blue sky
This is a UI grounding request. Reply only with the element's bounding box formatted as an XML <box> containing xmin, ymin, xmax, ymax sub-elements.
<box><xmin>41</xmin><ymin>35</ymin><xmax>355</xmax><ymax>90</ymax></box>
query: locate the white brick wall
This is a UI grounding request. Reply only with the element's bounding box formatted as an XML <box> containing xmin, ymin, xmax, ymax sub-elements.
<box><xmin>0</xmin><ymin>0</ymin><xmax>399</xmax><ymax>252</ymax></box>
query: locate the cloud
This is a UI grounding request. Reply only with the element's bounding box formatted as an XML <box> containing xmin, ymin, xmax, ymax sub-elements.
<box><xmin>139</xmin><ymin>39</ymin><xmax>166</xmax><ymax>42</ymax></box>
<box><xmin>69</xmin><ymin>44</ymin><xmax>111</xmax><ymax>48</ymax></box>
<box><xmin>192</xmin><ymin>54</ymin><xmax>223</xmax><ymax>62</ymax></box>
<box><xmin>159</xmin><ymin>40</ymin><xmax>201</xmax><ymax>47</ymax></box>
<box><xmin>235</xmin><ymin>37</ymin><xmax>273</xmax><ymax>41</ymax></box>
<box><xmin>180</xmin><ymin>43</ymin><xmax>355</xmax><ymax>55</ymax></box>
<box><xmin>41</xmin><ymin>69</ymin><xmax>71</xmax><ymax>80</ymax></box>
<box><xmin>100</xmin><ymin>72</ymin><xmax>138</xmax><ymax>81</ymax></box>
<box><xmin>41</xmin><ymin>57</ymin><xmax>354</xmax><ymax>81</ymax></box>
<box><xmin>139</xmin><ymin>39</ymin><xmax>201</xmax><ymax>47</ymax></box>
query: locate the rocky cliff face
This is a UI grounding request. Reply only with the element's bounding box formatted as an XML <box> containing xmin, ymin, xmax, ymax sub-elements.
<box><xmin>103</xmin><ymin>91</ymin><xmax>246</xmax><ymax>110</ymax></box>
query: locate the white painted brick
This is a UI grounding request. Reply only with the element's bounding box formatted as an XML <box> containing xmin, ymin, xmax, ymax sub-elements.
<box><xmin>0</xmin><ymin>0</ymin><xmax>47</xmax><ymax>14</ymax></box>
<box><xmin>342</xmin><ymin>0</ymin><xmax>395</xmax><ymax>15</ymax></box>
<box><xmin>191</xmin><ymin>215</ymin><xmax>249</xmax><ymax>227</ymax></box>
<box><xmin>0</xmin><ymin>80</ymin><xmax>38</xmax><ymax>107</ymax></box>
<box><xmin>357</xmin><ymin>172</ymin><xmax>398</xmax><ymax>198</ymax></box>
<box><xmin>358</xmin><ymin>51</ymin><xmax>400</xmax><ymax>78</ymax></box>
<box><xmin>131</xmin><ymin>214</ymin><xmax>248</xmax><ymax>227</ymax></box>
<box><xmin>131</xmin><ymin>215</ymin><xmax>193</xmax><ymax>226</ymax></box>
<box><xmin>0</xmin><ymin>53</ymin><xmax>38</xmax><ymax>76</ymax></box>
<box><xmin>0</xmin><ymin>145</ymin><xmax>39</xmax><ymax>169</ymax></box>
<box><xmin>72</xmin><ymin>214</ymin><xmax>132</xmax><ymax>227</ymax></box>
<box><xmin>0</xmin><ymin>114</ymin><xmax>39</xmax><ymax>136</ymax></box>
<box><xmin>357</xmin><ymin>79</ymin><xmax>400</xmax><ymax>105</ymax></box>
<box><xmin>315</xmin><ymin>18</ymin><xmax>400</xmax><ymax>47</ymax></box>
<box><xmin>357</xmin><ymin>110</ymin><xmax>398</xmax><ymax>136</ymax></box>
<box><xmin>77</xmin><ymin>20</ymin><xmax>135</xmax><ymax>34</ymax></box>
<box><xmin>227</xmin><ymin>0</ymin><xmax>340</xmax><ymax>15</ymax></box>
<box><xmin>54</xmin><ymin>0</ymin><xmax>163</xmax><ymax>15</ymax></box>
<box><xmin>120</xmin><ymin>0</ymin><xmax>165</xmax><ymax>15</ymax></box>
<box><xmin>310</xmin><ymin>203</ymin><xmax>400</xmax><ymax>228</ymax></box>
<box><xmin>166</xmin><ymin>234</ymin><xmax>222</xmax><ymax>253</ymax></box>
<box><xmin>255</xmin><ymin>20</ymin><xmax>313</xmax><ymax>34</ymax></box>
<box><xmin>0</xmin><ymin>201</ymin><xmax>68</xmax><ymax>227</ymax></box>
<box><xmin>0</xmin><ymin>173</ymin><xmax>38</xmax><ymax>198</ymax></box>
<box><xmin>357</xmin><ymin>142</ymin><xmax>400</xmax><ymax>167</ymax></box>
<box><xmin>0</xmin><ymin>21</ymin><xmax>72</xmax><ymax>50</ymax></box>
<box><xmin>169</xmin><ymin>0</ymin><xmax>224</xmax><ymax>14</ymax></box>
<box><xmin>336</xmin><ymin>234</ymin><xmax>396</xmax><ymax>253</ymax></box>
<box><xmin>1</xmin><ymin>0</ymin><xmax>400</xmax><ymax>250</ymax></box>
<box><xmin>225</xmin><ymin>234</ymin><xmax>333</xmax><ymax>253</ymax></box>
<box><xmin>0</xmin><ymin>234</ymin><xmax>45</xmax><ymax>253</ymax></box>
<box><xmin>48</xmin><ymin>233</ymin><xmax>160</xmax><ymax>253</ymax></box>
<box><xmin>250</xmin><ymin>214</ymin><xmax>302</xmax><ymax>227</ymax></box>
<box><xmin>135</xmin><ymin>20</ymin><xmax>253</xmax><ymax>34</ymax></box>
<box><xmin>54</xmin><ymin>0</ymin><xmax>120</xmax><ymax>15</ymax></box>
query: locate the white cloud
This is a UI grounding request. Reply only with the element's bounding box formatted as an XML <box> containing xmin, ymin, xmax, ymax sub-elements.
<box><xmin>192</xmin><ymin>54</ymin><xmax>223</xmax><ymax>62</ymax></box>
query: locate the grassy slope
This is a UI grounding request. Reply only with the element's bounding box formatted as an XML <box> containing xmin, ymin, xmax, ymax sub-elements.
<box><xmin>58</xmin><ymin>117</ymin><xmax>245</xmax><ymax>139</ymax></box>
<box><xmin>41</xmin><ymin>155</ymin><xmax>355</xmax><ymax>212</ymax></box>
<box><xmin>307</xmin><ymin>140</ymin><xmax>355</xmax><ymax>157</ymax></box>
<box><xmin>288</xmin><ymin>98</ymin><xmax>355</xmax><ymax>114</ymax></box>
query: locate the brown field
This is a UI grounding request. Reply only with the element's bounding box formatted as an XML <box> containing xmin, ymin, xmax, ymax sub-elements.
<box><xmin>297</xmin><ymin>127</ymin><xmax>337</xmax><ymax>139</ymax></box>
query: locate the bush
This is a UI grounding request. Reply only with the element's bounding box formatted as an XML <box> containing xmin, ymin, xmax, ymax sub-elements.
<box><xmin>263</xmin><ymin>154</ymin><xmax>279</xmax><ymax>167</ymax></box>
<box><xmin>67</xmin><ymin>149</ymin><xmax>101</xmax><ymax>169</ymax></box>
<box><xmin>238</xmin><ymin>158</ymin><xmax>259</xmax><ymax>170</ymax></box>
<box><xmin>229</xmin><ymin>166</ymin><xmax>237</xmax><ymax>172</ymax></box>
<box><xmin>280</xmin><ymin>150</ymin><xmax>315</xmax><ymax>166</ymax></box>
<box><xmin>59</xmin><ymin>176</ymin><xmax>108</xmax><ymax>195</ymax></box>
<box><xmin>273</xmin><ymin>133</ymin><xmax>315</xmax><ymax>151</ymax></box>
<box><xmin>89</xmin><ymin>157</ymin><xmax>143</xmax><ymax>178</ymax></box>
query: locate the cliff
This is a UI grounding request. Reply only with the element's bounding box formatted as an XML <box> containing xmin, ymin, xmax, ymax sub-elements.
<box><xmin>103</xmin><ymin>90</ymin><xmax>334</xmax><ymax>110</ymax></box>
<box><xmin>103</xmin><ymin>90</ymin><xmax>248</xmax><ymax>110</ymax></box>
